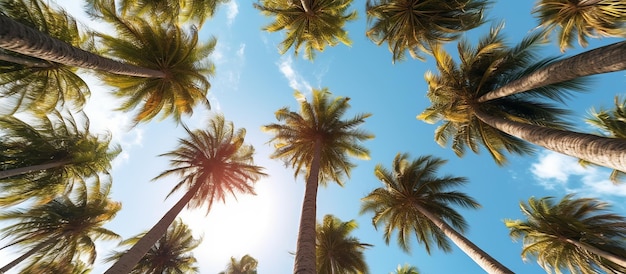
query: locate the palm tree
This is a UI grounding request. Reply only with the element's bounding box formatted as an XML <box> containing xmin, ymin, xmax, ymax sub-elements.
<box><xmin>316</xmin><ymin>214</ymin><xmax>371</xmax><ymax>274</ymax></box>
<box><xmin>582</xmin><ymin>95</ymin><xmax>626</xmax><ymax>182</ymax></box>
<box><xmin>86</xmin><ymin>0</ymin><xmax>217</xmax><ymax>124</ymax></box>
<box><xmin>0</xmin><ymin>181</ymin><xmax>121</xmax><ymax>273</ymax></box>
<box><xmin>263</xmin><ymin>89</ymin><xmax>373</xmax><ymax>274</ymax></box>
<box><xmin>417</xmin><ymin>24</ymin><xmax>626</xmax><ymax>172</ymax></box>
<box><xmin>104</xmin><ymin>114</ymin><xmax>266</xmax><ymax>273</ymax></box>
<box><xmin>391</xmin><ymin>264</ymin><xmax>420</xmax><ymax>274</ymax></box>
<box><xmin>219</xmin><ymin>254</ymin><xmax>259</xmax><ymax>274</ymax></box>
<box><xmin>365</xmin><ymin>0</ymin><xmax>489</xmax><ymax>63</ymax></box>
<box><xmin>21</xmin><ymin>259</ymin><xmax>93</xmax><ymax>274</ymax></box>
<box><xmin>505</xmin><ymin>194</ymin><xmax>626</xmax><ymax>273</ymax></box>
<box><xmin>531</xmin><ymin>0</ymin><xmax>626</xmax><ymax>52</ymax></box>
<box><xmin>477</xmin><ymin>40</ymin><xmax>626</xmax><ymax>102</ymax></box>
<box><xmin>0</xmin><ymin>111</ymin><xmax>121</xmax><ymax>206</ymax></box>
<box><xmin>254</xmin><ymin>0</ymin><xmax>357</xmax><ymax>60</ymax></box>
<box><xmin>118</xmin><ymin>0</ymin><xmax>229</xmax><ymax>26</ymax></box>
<box><xmin>361</xmin><ymin>153</ymin><xmax>514</xmax><ymax>274</ymax></box>
<box><xmin>0</xmin><ymin>0</ymin><xmax>90</xmax><ymax>114</ymax></box>
<box><xmin>105</xmin><ymin>219</ymin><xmax>201</xmax><ymax>273</ymax></box>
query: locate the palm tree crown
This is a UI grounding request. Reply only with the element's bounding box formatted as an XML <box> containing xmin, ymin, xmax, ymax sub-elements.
<box><xmin>316</xmin><ymin>214</ymin><xmax>372</xmax><ymax>274</ymax></box>
<box><xmin>219</xmin><ymin>254</ymin><xmax>259</xmax><ymax>274</ymax></box>
<box><xmin>532</xmin><ymin>0</ymin><xmax>626</xmax><ymax>52</ymax></box>
<box><xmin>505</xmin><ymin>194</ymin><xmax>626</xmax><ymax>273</ymax></box>
<box><xmin>254</xmin><ymin>0</ymin><xmax>357</xmax><ymax>60</ymax></box>
<box><xmin>366</xmin><ymin>0</ymin><xmax>489</xmax><ymax>62</ymax></box>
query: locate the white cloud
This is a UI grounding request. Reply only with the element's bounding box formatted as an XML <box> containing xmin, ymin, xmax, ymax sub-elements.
<box><xmin>277</xmin><ymin>56</ymin><xmax>312</xmax><ymax>92</ymax></box>
<box><xmin>225</xmin><ymin>0</ymin><xmax>239</xmax><ymax>26</ymax></box>
<box><xmin>530</xmin><ymin>150</ymin><xmax>626</xmax><ymax>198</ymax></box>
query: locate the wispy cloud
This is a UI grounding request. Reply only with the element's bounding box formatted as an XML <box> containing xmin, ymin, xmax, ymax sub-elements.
<box><xmin>225</xmin><ymin>0</ymin><xmax>239</xmax><ymax>26</ymax></box>
<box><xmin>277</xmin><ymin>56</ymin><xmax>312</xmax><ymax>92</ymax></box>
<box><xmin>530</xmin><ymin>150</ymin><xmax>626</xmax><ymax>198</ymax></box>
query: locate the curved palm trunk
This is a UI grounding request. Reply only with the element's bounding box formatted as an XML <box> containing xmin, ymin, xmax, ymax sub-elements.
<box><xmin>563</xmin><ymin>238</ymin><xmax>626</xmax><ymax>268</ymax></box>
<box><xmin>0</xmin><ymin>236</ymin><xmax>57</xmax><ymax>273</ymax></box>
<box><xmin>293</xmin><ymin>141</ymin><xmax>321</xmax><ymax>274</ymax></box>
<box><xmin>0</xmin><ymin>160</ymin><xmax>71</xmax><ymax>180</ymax></box>
<box><xmin>104</xmin><ymin>182</ymin><xmax>202</xmax><ymax>274</ymax></box>
<box><xmin>474</xmin><ymin>108</ymin><xmax>626</xmax><ymax>172</ymax></box>
<box><xmin>412</xmin><ymin>203</ymin><xmax>514</xmax><ymax>274</ymax></box>
<box><xmin>0</xmin><ymin>14</ymin><xmax>165</xmax><ymax>78</ymax></box>
<box><xmin>478</xmin><ymin>41</ymin><xmax>626</xmax><ymax>102</ymax></box>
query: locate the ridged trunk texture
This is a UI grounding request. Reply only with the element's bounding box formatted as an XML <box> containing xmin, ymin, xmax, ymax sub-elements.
<box><xmin>563</xmin><ymin>238</ymin><xmax>626</xmax><ymax>268</ymax></box>
<box><xmin>103</xmin><ymin>182</ymin><xmax>202</xmax><ymax>273</ymax></box>
<box><xmin>478</xmin><ymin>41</ymin><xmax>626</xmax><ymax>102</ymax></box>
<box><xmin>0</xmin><ymin>236</ymin><xmax>57</xmax><ymax>273</ymax></box>
<box><xmin>412</xmin><ymin>203</ymin><xmax>514</xmax><ymax>274</ymax></box>
<box><xmin>474</xmin><ymin>108</ymin><xmax>626</xmax><ymax>172</ymax></box>
<box><xmin>0</xmin><ymin>160</ymin><xmax>70</xmax><ymax>180</ymax></box>
<box><xmin>0</xmin><ymin>14</ymin><xmax>165</xmax><ymax>78</ymax></box>
<box><xmin>293</xmin><ymin>141</ymin><xmax>321</xmax><ymax>274</ymax></box>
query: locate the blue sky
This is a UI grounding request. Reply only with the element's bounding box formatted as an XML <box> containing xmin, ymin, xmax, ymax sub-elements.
<box><xmin>1</xmin><ymin>1</ymin><xmax>626</xmax><ymax>273</ymax></box>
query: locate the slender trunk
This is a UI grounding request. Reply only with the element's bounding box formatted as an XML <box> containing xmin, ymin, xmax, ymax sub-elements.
<box><xmin>0</xmin><ymin>14</ymin><xmax>165</xmax><ymax>78</ymax></box>
<box><xmin>104</xmin><ymin>182</ymin><xmax>202</xmax><ymax>274</ymax></box>
<box><xmin>412</xmin><ymin>203</ymin><xmax>514</xmax><ymax>274</ymax></box>
<box><xmin>0</xmin><ymin>52</ymin><xmax>51</xmax><ymax>68</ymax></box>
<box><xmin>478</xmin><ymin>41</ymin><xmax>626</xmax><ymax>102</ymax></box>
<box><xmin>0</xmin><ymin>160</ymin><xmax>70</xmax><ymax>180</ymax></box>
<box><xmin>0</xmin><ymin>237</ymin><xmax>57</xmax><ymax>273</ymax></box>
<box><xmin>474</xmin><ymin>108</ymin><xmax>626</xmax><ymax>172</ymax></box>
<box><xmin>293</xmin><ymin>141</ymin><xmax>322</xmax><ymax>274</ymax></box>
<box><xmin>564</xmin><ymin>238</ymin><xmax>626</xmax><ymax>268</ymax></box>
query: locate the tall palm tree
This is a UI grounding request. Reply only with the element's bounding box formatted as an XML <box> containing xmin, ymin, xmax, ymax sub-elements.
<box><xmin>86</xmin><ymin>0</ymin><xmax>216</xmax><ymax>124</ymax></box>
<box><xmin>0</xmin><ymin>181</ymin><xmax>121</xmax><ymax>273</ymax></box>
<box><xmin>254</xmin><ymin>0</ymin><xmax>357</xmax><ymax>60</ymax></box>
<box><xmin>0</xmin><ymin>0</ymin><xmax>90</xmax><ymax>114</ymax></box>
<box><xmin>219</xmin><ymin>254</ymin><xmax>259</xmax><ymax>274</ymax></box>
<box><xmin>365</xmin><ymin>0</ymin><xmax>489</xmax><ymax>63</ymax></box>
<box><xmin>105</xmin><ymin>219</ymin><xmax>201</xmax><ymax>273</ymax></box>
<box><xmin>532</xmin><ymin>0</ymin><xmax>626</xmax><ymax>52</ymax></box>
<box><xmin>0</xmin><ymin>111</ymin><xmax>120</xmax><ymax>206</ymax></box>
<box><xmin>360</xmin><ymin>153</ymin><xmax>514</xmax><ymax>274</ymax></box>
<box><xmin>316</xmin><ymin>214</ymin><xmax>371</xmax><ymax>274</ymax></box>
<box><xmin>581</xmin><ymin>95</ymin><xmax>626</xmax><ymax>182</ymax></box>
<box><xmin>417</xmin><ymin>24</ymin><xmax>626</xmax><ymax>172</ymax></box>
<box><xmin>391</xmin><ymin>264</ymin><xmax>420</xmax><ymax>274</ymax></box>
<box><xmin>505</xmin><ymin>195</ymin><xmax>626</xmax><ymax>273</ymax></box>
<box><xmin>104</xmin><ymin>114</ymin><xmax>266</xmax><ymax>273</ymax></box>
<box><xmin>477</xmin><ymin>40</ymin><xmax>626</xmax><ymax>102</ymax></box>
<box><xmin>263</xmin><ymin>89</ymin><xmax>373</xmax><ymax>274</ymax></box>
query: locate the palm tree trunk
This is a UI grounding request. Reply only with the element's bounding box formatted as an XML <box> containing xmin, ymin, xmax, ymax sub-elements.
<box><xmin>412</xmin><ymin>203</ymin><xmax>514</xmax><ymax>274</ymax></box>
<box><xmin>293</xmin><ymin>140</ymin><xmax>321</xmax><ymax>274</ymax></box>
<box><xmin>0</xmin><ymin>52</ymin><xmax>51</xmax><ymax>68</ymax></box>
<box><xmin>0</xmin><ymin>236</ymin><xmax>57</xmax><ymax>273</ymax></box>
<box><xmin>103</xmin><ymin>182</ymin><xmax>202</xmax><ymax>274</ymax></box>
<box><xmin>0</xmin><ymin>160</ymin><xmax>71</xmax><ymax>179</ymax></box>
<box><xmin>478</xmin><ymin>41</ymin><xmax>626</xmax><ymax>102</ymax></box>
<box><xmin>563</xmin><ymin>238</ymin><xmax>626</xmax><ymax>268</ymax></box>
<box><xmin>474</xmin><ymin>108</ymin><xmax>626</xmax><ymax>172</ymax></box>
<box><xmin>0</xmin><ymin>14</ymin><xmax>165</xmax><ymax>78</ymax></box>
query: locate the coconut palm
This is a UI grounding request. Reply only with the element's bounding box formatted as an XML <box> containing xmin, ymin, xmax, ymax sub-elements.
<box><xmin>581</xmin><ymin>95</ymin><xmax>626</xmax><ymax>182</ymax></box>
<box><xmin>263</xmin><ymin>89</ymin><xmax>373</xmax><ymax>274</ymax></box>
<box><xmin>391</xmin><ymin>264</ymin><xmax>420</xmax><ymax>274</ymax></box>
<box><xmin>417</xmin><ymin>23</ymin><xmax>626</xmax><ymax>172</ymax></box>
<box><xmin>365</xmin><ymin>0</ymin><xmax>489</xmax><ymax>63</ymax></box>
<box><xmin>532</xmin><ymin>0</ymin><xmax>626</xmax><ymax>52</ymax></box>
<box><xmin>254</xmin><ymin>0</ymin><xmax>357</xmax><ymax>60</ymax></box>
<box><xmin>361</xmin><ymin>153</ymin><xmax>514</xmax><ymax>274</ymax></box>
<box><xmin>0</xmin><ymin>181</ymin><xmax>121</xmax><ymax>273</ymax></box>
<box><xmin>104</xmin><ymin>114</ymin><xmax>266</xmax><ymax>273</ymax></box>
<box><xmin>105</xmin><ymin>219</ymin><xmax>201</xmax><ymax>273</ymax></box>
<box><xmin>219</xmin><ymin>254</ymin><xmax>259</xmax><ymax>274</ymax></box>
<box><xmin>0</xmin><ymin>0</ymin><xmax>90</xmax><ymax>114</ymax></box>
<box><xmin>505</xmin><ymin>194</ymin><xmax>626</xmax><ymax>273</ymax></box>
<box><xmin>0</xmin><ymin>111</ymin><xmax>120</xmax><ymax>206</ymax></box>
<box><xmin>316</xmin><ymin>214</ymin><xmax>371</xmax><ymax>274</ymax></box>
